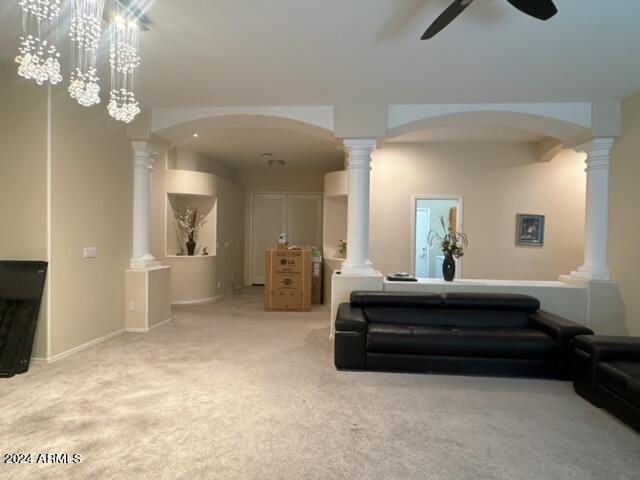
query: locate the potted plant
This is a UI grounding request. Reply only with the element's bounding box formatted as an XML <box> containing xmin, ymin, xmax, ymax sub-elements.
<box><xmin>427</xmin><ymin>215</ymin><xmax>468</xmax><ymax>281</ymax></box>
<box><xmin>174</xmin><ymin>207</ymin><xmax>208</xmax><ymax>256</ymax></box>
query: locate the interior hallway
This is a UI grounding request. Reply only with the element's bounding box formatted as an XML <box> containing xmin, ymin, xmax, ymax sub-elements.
<box><xmin>2</xmin><ymin>288</ymin><xmax>639</xmax><ymax>480</ymax></box>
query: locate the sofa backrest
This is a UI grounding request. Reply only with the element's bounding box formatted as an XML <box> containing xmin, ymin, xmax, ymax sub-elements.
<box><xmin>350</xmin><ymin>291</ymin><xmax>540</xmax><ymax>329</ymax></box>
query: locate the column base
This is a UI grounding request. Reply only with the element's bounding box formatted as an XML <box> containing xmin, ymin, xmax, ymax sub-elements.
<box><xmin>569</xmin><ymin>265</ymin><xmax>611</xmax><ymax>281</ymax></box>
<box><xmin>340</xmin><ymin>260</ymin><xmax>375</xmax><ymax>276</ymax></box>
<box><xmin>130</xmin><ymin>255</ymin><xmax>162</xmax><ymax>270</ymax></box>
<box><xmin>559</xmin><ymin>274</ymin><xmax>617</xmax><ymax>335</ymax></box>
<box><xmin>125</xmin><ymin>266</ymin><xmax>172</xmax><ymax>332</ymax></box>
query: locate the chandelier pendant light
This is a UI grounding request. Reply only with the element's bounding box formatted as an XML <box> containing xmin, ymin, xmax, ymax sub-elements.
<box><xmin>108</xmin><ymin>12</ymin><xmax>141</xmax><ymax>123</ymax></box>
<box><xmin>15</xmin><ymin>0</ymin><xmax>63</xmax><ymax>85</ymax></box>
<box><xmin>69</xmin><ymin>0</ymin><xmax>106</xmax><ymax>107</ymax></box>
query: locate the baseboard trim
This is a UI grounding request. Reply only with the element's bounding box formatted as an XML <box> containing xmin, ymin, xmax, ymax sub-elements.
<box><xmin>150</xmin><ymin>316</ymin><xmax>173</xmax><ymax>330</ymax></box>
<box><xmin>171</xmin><ymin>293</ymin><xmax>225</xmax><ymax>305</ymax></box>
<box><xmin>45</xmin><ymin>329</ymin><xmax>125</xmax><ymax>363</ymax></box>
<box><xmin>126</xmin><ymin>316</ymin><xmax>173</xmax><ymax>333</ymax></box>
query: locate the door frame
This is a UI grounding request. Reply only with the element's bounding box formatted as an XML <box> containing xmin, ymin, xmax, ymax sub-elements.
<box><xmin>249</xmin><ymin>191</ymin><xmax>323</xmax><ymax>285</ymax></box>
<box><xmin>410</xmin><ymin>194</ymin><xmax>464</xmax><ymax>279</ymax></box>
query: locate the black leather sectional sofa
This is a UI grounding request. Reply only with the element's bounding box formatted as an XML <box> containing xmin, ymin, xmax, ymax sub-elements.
<box><xmin>573</xmin><ymin>335</ymin><xmax>640</xmax><ymax>432</ymax></box>
<box><xmin>335</xmin><ymin>291</ymin><xmax>593</xmax><ymax>379</ymax></box>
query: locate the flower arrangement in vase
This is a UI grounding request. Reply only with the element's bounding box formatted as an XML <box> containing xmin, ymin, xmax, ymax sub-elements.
<box><xmin>338</xmin><ymin>239</ymin><xmax>347</xmax><ymax>258</ymax></box>
<box><xmin>174</xmin><ymin>207</ymin><xmax>208</xmax><ymax>256</ymax></box>
<box><xmin>427</xmin><ymin>215</ymin><xmax>468</xmax><ymax>281</ymax></box>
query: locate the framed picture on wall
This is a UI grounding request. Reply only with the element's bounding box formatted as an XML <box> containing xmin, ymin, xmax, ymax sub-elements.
<box><xmin>516</xmin><ymin>214</ymin><xmax>545</xmax><ymax>246</ymax></box>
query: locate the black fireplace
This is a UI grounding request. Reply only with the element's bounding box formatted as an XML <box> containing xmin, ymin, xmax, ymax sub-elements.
<box><xmin>0</xmin><ymin>261</ymin><xmax>48</xmax><ymax>378</ymax></box>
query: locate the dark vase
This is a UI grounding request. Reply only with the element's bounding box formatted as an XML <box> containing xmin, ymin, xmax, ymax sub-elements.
<box><xmin>442</xmin><ymin>254</ymin><xmax>455</xmax><ymax>281</ymax></box>
<box><xmin>186</xmin><ymin>237</ymin><xmax>196</xmax><ymax>256</ymax></box>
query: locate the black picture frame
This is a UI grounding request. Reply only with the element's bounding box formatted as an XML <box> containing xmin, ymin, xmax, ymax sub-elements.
<box><xmin>516</xmin><ymin>214</ymin><xmax>545</xmax><ymax>246</ymax></box>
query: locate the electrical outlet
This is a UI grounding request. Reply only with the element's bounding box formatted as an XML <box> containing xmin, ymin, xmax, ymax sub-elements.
<box><xmin>224</xmin><ymin>241</ymin><xmax>229</xmax><ymax>248</ymax></box>
<box><xmin>128</xmin><ymin>302</ymin><xmax>135</xmax><ymax>312</ymax></box>
<box><xmin>83</xmin><ymin>247</ymin><xmax>97</xmax><ymax>258</ymax></box>
<box><xmin>217</xmin><ymin>281</ymin><xmax>222</xmax><ymax>289</ymax></box>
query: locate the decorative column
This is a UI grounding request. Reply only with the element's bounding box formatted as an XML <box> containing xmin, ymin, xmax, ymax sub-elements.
<box><xmin>571</xmin><ymin>138</ymin><xmax>615</xmax><ymax>281</ymax></box>
<box><xmin>341</xmin><ymin>139</ymin><xmax>377</xmax><ymax>275</ymax></box>
<box><xmin>130</xmin><ymin>141</ymin><xmax>160</xmax><ymax>270</ymax></box>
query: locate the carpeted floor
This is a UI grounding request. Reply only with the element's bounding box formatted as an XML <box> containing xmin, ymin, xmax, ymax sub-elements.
<box><xmin>1</xmin><ymin>287</ymin><xmax>639</xmax><ymax>480</ymax></box>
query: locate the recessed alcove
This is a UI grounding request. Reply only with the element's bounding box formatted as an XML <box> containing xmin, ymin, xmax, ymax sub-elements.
<box><xmin>166</xmin><ymin>193</ymin><xmax>217</xmax><ymax>257</ymax></box>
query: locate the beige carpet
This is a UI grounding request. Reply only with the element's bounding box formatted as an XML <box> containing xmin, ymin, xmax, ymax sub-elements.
<box><xmin>1</xmin><ymin>287</ymin><xmax>639</xmax><ymax>480</ymax></box>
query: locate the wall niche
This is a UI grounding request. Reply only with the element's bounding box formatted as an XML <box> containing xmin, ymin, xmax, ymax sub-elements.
<box><xmin>166</xmin><ymin>193</ymin><xmax>217</xmax><ymax>257</ymax></box>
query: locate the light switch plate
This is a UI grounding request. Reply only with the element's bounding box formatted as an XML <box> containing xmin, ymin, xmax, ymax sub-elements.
<box><xmin>83</xmin><ymin>247</ymin><xmax>97</xmax><ymax>258</ymax></box>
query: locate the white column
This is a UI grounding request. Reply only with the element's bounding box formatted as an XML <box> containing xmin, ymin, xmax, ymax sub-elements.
<box><xmin>130</xmin><ymin>141</ymin><xmax>160</xmax><ymax>270</ymax></box>
<box><xmin>341</xmin><ymin>139</ymin><xmax>377</xmax><ymax>275</ymax></box>
<box><xmin>571</xmin><ymin>138</ymin><xmax>615</xmax><ymax>281</ymax></box>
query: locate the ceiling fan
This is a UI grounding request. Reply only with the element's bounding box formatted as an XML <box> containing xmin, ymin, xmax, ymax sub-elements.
<box><xmin>421</xmin><ymin>0</ymin><xmax>558</xmax><ymax>40</ymax></box>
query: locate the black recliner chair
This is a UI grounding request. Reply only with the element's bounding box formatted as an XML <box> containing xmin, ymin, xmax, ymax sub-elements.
<box><xmin>573</xmin><ymin>335</ymin><xmax>640</xmax><ymax>432</ymax></box>
<box><xmin>335</xmin><ymin>291</ymin><xmax>593</xmax><ymax>379</ymax></box>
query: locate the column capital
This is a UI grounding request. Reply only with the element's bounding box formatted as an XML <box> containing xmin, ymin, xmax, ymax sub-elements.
<box><xmin>344</xmin><ymin>138</ymin><xmax>377</xmax><ymax>153</ymax></box>
<box><xmin>131</xmin><ymin>140</ymin><xmax>153</xmax><ymax>153</ymax></box>
<box><xmin>575</xmin><ymin>137</ymin><xmax>615</xmax><ymax>170</ymax></box>
<box><xmin>344</xmin><ymin>139</ymin><xmax>377</xmax><ymax>170</ymax></box>
<box><xmin>131</xmin><ymin>141</ymin><xmax>154</xmax><ymax>170</ymax></box>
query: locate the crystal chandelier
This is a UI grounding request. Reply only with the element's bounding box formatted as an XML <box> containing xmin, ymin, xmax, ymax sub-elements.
<box><xmin>69</xmin><ymin>0</ymin><xmax>106</xmax><ymax>107</ymax></box>
<box><xmin>15</xmin><ymin>0</ymin><xmax>63</xmax><ymax>85</ymax></box>
<box><xmin>108</xmin><ymin>13</ymin><xmax>141</xmax><ymax>123</ymax></box>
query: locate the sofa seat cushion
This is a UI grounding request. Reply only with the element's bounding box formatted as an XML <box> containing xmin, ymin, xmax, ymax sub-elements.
<box><xmin>366</xmin><ymin>324</ymin><xmax>557</xmax><ymax>360</ymax></box>
<box><xmin>598</xmin><ymin>361</ymin><xmax>640</xmax><ymax>407</ymax></box>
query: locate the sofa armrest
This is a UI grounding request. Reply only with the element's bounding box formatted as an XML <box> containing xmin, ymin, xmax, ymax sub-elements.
<box><xmin>335</xmin><ymin>303</ymin><xmax>367</xmax><ymax>333</ymax></box>
<box><xmin>530</xmin><ymin>310</ymin><xmax>593</xmax><ymax>380</ymax></box>
<box><xmin>530</xmin><ymin>310</ymin><xmax>594</xmax><ymax>340</ymax></box>
<box><xmin>334</xmin><ymin>303</ymin><xmax>367</xmax><ymax>370</ymax></box>
<box><xmin>574</xmin><ymin>335</ymin><xmax>640</xmax><ymax>363</ymax></box>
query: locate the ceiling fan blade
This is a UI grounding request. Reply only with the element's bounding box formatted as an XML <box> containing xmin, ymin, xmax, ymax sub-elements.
<box><xmin>421</xmin><ymin>0</ymin><xmax>474</xmax><ymax>40</ymax></box>
<box><xmin>505</xmin><ymin>0</ymin><xmax>558</xmax><ymax>21</ymax></box>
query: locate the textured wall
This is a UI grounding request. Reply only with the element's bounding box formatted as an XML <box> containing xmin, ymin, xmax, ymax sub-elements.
<box><xmin>0</xmin><ymin>64</ymin><xmax>49</xmax><ymax>358</ymax></box>
<box><xmin>610</xmin><ymin>91</ymin><xmax>640</xmax><ymax>335</ymax></box>
<box><xmin>49</xmin><ymin>86</ymin><xmax>132</xmax><ymax>357</ymax></box>
<box><xmin>370</xmin><ymin>142</ymin><xmax>586</xmax><ymax>280</ymax></box>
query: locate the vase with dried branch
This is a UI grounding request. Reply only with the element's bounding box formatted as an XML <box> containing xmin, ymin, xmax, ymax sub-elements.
<box><xmin>174</xmin><ymin>207</ymin><xmax>208</xmax><ymax>256</ymax></box>
<box><xmin>427</xmin><ymin>215</ymin><xmax>468</xmax><ymax>281</ymax></box>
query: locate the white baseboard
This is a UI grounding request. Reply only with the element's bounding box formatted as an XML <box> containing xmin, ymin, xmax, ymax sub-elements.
<box><xmin>44</xmin><ymin>329</ymin><xmax>125</xmax><ymax>363</ymax></box>
<box><xmin>150</xmin><ymin>316</ymin><xmax>173</xmax><ymax>330</ymax></box>
<box><xmin>171</xmin><ymin>293</ymin><xmax>225</xmax><ymax>305</ymax></box>
<box><xmin>126</xmin><ymin>316</ymin><xmax>173</xmax><ymax>333</ymax></box>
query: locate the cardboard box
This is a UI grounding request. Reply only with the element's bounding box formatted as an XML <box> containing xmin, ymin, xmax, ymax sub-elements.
<box><xmin>264</xmin><ymin>249</ymin><xmax>312</xmax><ymax>311</ymax></box>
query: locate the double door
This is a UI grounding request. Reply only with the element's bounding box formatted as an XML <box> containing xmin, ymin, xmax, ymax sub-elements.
<box><xmin>251</xmin><ymin>193</ymin><xmax>322</xmax><ymax>285</ymax></box>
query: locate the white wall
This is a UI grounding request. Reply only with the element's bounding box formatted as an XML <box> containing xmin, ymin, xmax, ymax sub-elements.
<box><xmin>0</xmin><ymin>64</ymin><xmax>49</xmax><ymax>358</ymax></box>
<box><xmin>49</xmin><ymin>85</ymin><xmax>133</xmax><ymax>358</ymax></box>
<box><xmin>370</xmin><ymin>143</ymin><xmax>586</xmax><ymax>280</ymax></box>
<box><xmin>1</xmin><ymin>64</ymin><xmax>134</xmax><ymax>359</ymax></box>
<box><xmin>610</xmin><ymin>91</ymin><xmax>640</xmax><ymax>336</ymax></box>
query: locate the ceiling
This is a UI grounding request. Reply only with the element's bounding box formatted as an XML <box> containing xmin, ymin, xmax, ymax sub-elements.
<box><xmin>387</xmin><ymin>125</ymin><xmax>546</xmax><ymax>143</ymax></box>
<box><xmin>2</xmin><ymin>1</ymin><xmax>640</xmax><ymax>107</ymax></box>
<box><xmin>157</xmin><ymin>119</ymin><xmax>344</xmax><ymax>170</ymax></box>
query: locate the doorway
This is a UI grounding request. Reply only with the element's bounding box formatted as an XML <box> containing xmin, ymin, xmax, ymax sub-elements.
<box><xmin>411</xmin><ymin>196</ymin><xmax>462</xmax><ymax>279</ymax></box>
<box><xmin>250</xmin><ymin>192</ymin><xmax>323</xmax><ymax>285</ymax></box>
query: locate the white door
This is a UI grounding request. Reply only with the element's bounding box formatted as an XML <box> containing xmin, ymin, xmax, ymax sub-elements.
<box><xmin>251</xmin><ymin>193</ymin><xmax>323</xmax><ymax>285</ymax></box>
<box><xmin>415</xmin><ymin>208</ymin><xmax>430</xmax><ymax>277</ymax></box>
<box><xmin>251</xmin><ymin>194</ymin><xmax>287</xmax><ymax>285</ymax></box>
